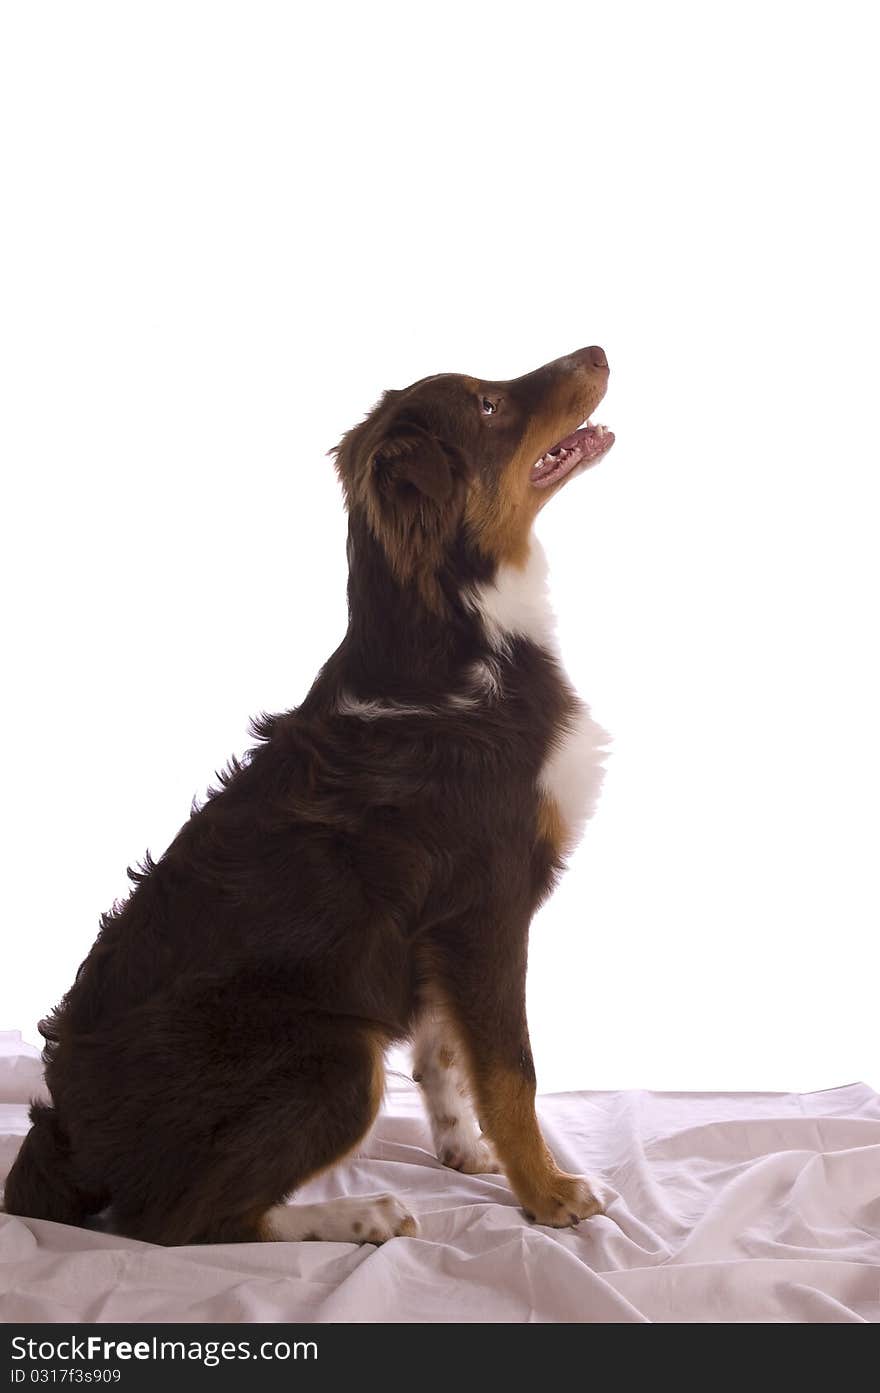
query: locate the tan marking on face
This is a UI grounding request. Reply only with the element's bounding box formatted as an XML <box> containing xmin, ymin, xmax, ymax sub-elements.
<box><xmin>438</xmin><ymin>1045</ymin><xmax>455</xmax><ymax>1069</ymax></box>
<box><xmin>466</xmin><ymin>373</ymin><xmax>609</xmax><ymax>568</ymax></box>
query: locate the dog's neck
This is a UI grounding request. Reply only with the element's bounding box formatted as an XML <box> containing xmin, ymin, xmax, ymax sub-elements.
<box><xmin>339</xmin><ymin>518</ymin><xmax>482</xmax><ymax>698</ymax></box>
<box><xmin>333</xmin><ymin>518</ymin><xmax>558</xmax><ymax>705</ymax></box>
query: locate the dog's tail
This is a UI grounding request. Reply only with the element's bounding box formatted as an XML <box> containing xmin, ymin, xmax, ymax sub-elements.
<box><xmin>3</xmin><ymin>1101</ymin><xmax>100</xmax><ymax>1226</ymax></box>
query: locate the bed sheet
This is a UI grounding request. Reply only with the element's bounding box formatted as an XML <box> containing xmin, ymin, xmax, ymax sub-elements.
<box><xmin>1</xmin><ymin>1031</ymin><xmax>878</xmax><ymax>1323</ymax></box>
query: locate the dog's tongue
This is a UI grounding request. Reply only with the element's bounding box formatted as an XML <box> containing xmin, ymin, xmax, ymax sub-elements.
<box><xmin>530</xmin><ymin>422</ymin><xmax>615</xmax><ymax>487</ymax></box>
<box><xmin>551</xmin><ymin>427</ymin><xmax>593</xmax><ymax>454</ymax></box>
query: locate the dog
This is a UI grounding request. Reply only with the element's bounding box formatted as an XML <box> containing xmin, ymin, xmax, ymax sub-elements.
<box><xmin>4</xmin><ymin>346</ymin><xmax>615</xmax><ymax>1245</ymax></box>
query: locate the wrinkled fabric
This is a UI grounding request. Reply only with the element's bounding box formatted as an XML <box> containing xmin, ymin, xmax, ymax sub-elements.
<box><xmin>1</xmin><ymin>1031</ymin><xmax>877</xmax><ymax>1323</ymax></box>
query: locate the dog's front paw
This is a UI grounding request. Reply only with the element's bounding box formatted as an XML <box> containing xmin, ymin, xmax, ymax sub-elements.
<box><xmin>438</xmin><ymin>1133</ymin><xmax>499</xmax><ymax>1174</ymax></box>
<box><xmin>521</xmin><ymin>1174</ymin><xmax>603</xmax><ymax>1228</ymax></box>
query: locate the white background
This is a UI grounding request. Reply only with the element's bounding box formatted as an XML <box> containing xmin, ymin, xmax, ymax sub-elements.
<box><xmin>1</xmin><ymin>2</ymin><xmax>877</xmax><ymax>1091</ymax></box>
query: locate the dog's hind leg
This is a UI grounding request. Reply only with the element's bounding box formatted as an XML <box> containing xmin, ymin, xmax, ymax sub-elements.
<box><xmin>3</xmin><ymin>1101</ymin><xmax>109</xmax><ymax>1226</ymax></box>
<box><xmin>106</xmin><ymin>1012</ymin><xmax>417</xmax><ymax>1246</ymax></box>
<box><xmin>260</xmin><ymin>1027</ymin><xmax>416</xmax><ymax>1244</ymax></box>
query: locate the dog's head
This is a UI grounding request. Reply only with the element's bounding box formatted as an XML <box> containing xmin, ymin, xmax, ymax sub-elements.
<box><xmin>333</xmin><ymin>347</ymin><xmax>613</xmax><ymax>606</ymax></box>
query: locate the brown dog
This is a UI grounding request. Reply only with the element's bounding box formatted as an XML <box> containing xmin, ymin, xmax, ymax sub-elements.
<box><xmin>4</xmin><ymin>347</ymin><xmax>614</xmax><ymax>1244</ymax></box>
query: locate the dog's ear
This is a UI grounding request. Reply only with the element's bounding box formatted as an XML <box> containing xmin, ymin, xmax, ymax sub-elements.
<box><xmin>370</xmin><ymin>425</ymin><xmax>459</xmax><ymax>508</ymax></box>
<box><xmin>332</xmin><ymin>409</ymin><xmax>469</xmax><ymax>602</ymax></box>
<box><xmin>362</xmin><ymin>424</ymin><xmax>468</xmax><ymax>592</ymax></box>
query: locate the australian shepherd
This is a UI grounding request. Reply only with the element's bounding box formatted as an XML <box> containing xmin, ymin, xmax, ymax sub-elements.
<box><xmin>5</xmin><ymin>346</ymin><xmax>615</xmax><ymax>1244</ymax></box>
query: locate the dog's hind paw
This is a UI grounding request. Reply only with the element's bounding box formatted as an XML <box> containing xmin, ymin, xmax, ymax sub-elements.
<box><xmin>268</xmin><ymin>1192</ymin><xmax>418</xmax><ymax>1244</ymax></box>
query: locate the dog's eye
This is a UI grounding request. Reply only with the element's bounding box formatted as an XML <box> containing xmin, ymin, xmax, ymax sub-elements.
<box><xmin>481</xmin><ymin>397</ymin><xmax>498</xmax><ymax>416</ymax></box>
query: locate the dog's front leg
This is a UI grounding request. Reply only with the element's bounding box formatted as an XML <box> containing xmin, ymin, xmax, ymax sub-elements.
<box><xmin>437</xmin><ymin>941</ymin><xmax>603</xmax><ymax>1227</ymax></box>
<box><xmin>412</xmin><ymin>1007</ymin><xmax>498</xmax><ymax>1173</ymax></box>
<box><xmin>472</xmin><ymin>1054</ymin><xmax>603</xmax><ymax>1225</ymax></box>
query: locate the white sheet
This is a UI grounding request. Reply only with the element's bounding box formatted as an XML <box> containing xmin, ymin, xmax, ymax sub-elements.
<box><xmin>1</xmin><ymin>1031</ymin><xmax>878</xmax><ymax>1323</ymax></box>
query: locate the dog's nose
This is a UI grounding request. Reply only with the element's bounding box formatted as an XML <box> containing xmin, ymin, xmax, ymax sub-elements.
<box><xmin>568</xmin><ymin>345</ymin><xmax>609</xmax><ymax>373</ymax></box>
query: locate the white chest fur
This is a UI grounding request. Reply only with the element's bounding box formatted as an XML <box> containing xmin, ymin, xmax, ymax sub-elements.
<box><xmin>468</xmin><ymin>539</ymin><xmax>609</xmax><ymax>850</ymax></box>
<box><xmin>538</xmin><ymin>698</ymin><xmax>608</xmax><ymax>847</ymax></box>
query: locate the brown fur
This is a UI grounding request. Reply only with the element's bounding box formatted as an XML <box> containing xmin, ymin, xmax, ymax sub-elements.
<box><xmin>535</xmin><ymin>793</ymin><xmax>567</xmax><ymax>859</ymax></box>
<box><xmin>4</xmin><ymin>347</ymin><xmax>610</xmax><ymax>1243</ymax></box>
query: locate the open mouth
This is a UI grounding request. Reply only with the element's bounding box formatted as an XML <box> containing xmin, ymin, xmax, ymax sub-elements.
<box><xmin>529</xmin><ymin>420</ymin><xmax>615</xmax><ymax>489</ymax></box>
